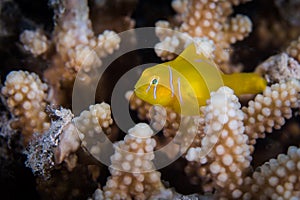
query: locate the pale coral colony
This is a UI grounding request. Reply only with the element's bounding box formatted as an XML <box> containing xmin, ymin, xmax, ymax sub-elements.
<box><xmin>1</xmin><ymin>0</ymin><xmax>300</xmax><ymax>200</ymax></box>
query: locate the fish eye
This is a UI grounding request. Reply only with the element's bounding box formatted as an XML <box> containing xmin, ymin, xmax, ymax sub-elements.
<box><xmin>151</xmin><ymin>78</ymin><xmax>158</xmax><ymax>85</ymax></box>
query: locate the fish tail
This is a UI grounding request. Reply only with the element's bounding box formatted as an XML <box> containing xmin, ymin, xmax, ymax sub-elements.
<box><xmin>222</xmin><ymin>73</ymin><xmax>267</xmax><ymax>95</ymax></box>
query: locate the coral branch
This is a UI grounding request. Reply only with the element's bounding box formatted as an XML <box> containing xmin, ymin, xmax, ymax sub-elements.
<box><xmin>241</xmin><ymin>146</ymin><xmax>300</xmax><ymax>199</ymax></box>
<box><xmin>126</xmin><ymin>90</ymin><xmax>190</xmax><ymax>139</ymax></box>
<box><xmin>1</xmin><ymin>70</ymin><xmax>50</xmax><ymax>144</ymax></box>
<box><xmin>155</xmin><ymin>0</ymin><xmax>253</xmax><ymax>71</ymax></box>
<box><xmin>26</xmin><ymin>102</ymin><xmax>114</xmax><ymax>178</ymax></box>
<box><xmin>20</xmin><ymin>0</ymin><xmax>121</xmax><ymax>106</ymax></box>
<box><xmin>242</xmin><ymin>79</ymin><xmax>300</xmax><ymax>146</ymax></box>
<box><xmin>185</xmin><ymin>87</ymin><xmax>252</xmax><ymax>198</ymax></box>
<box><xmin>73</xmin><ymin>102</ymin><xmax>113</xmax><ymax>159</ymax></box>
<box><xmin>102</xmin><ymin>123</ymin><xmax>172</xmax><ymax>199</ymax></box>
<box><xmin>52</xmin><ymin>0</ymin><xmax>121</xmax><ymax>74</ymax></box>
<box><xmin>287</xmin><ymin>36</ymin><xmax>300</xmax><ymax>63</ymax></box>
<box><xmin>20</xmin><ymin>29</ymin><xmax>49</xmax><ymax>57</ymax></box>
<box><xmin>255</xmin><ymin>53</ymin><xmax>300</xmax><ymax>84</ymax></box>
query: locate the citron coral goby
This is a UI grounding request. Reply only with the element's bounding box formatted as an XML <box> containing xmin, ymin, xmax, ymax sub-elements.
<box><xmin>135</xmin><ymin>43</ymin><xmax>266</xmax><ymax>115</ymax></box>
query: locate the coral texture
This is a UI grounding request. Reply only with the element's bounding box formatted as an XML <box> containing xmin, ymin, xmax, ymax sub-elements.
<box><xmin>126</xmin><ymin>62</ymin><xmax>300</xmax><ymax>199</ymax></box>
<box><xmin>1</xmin><ymin>70</ymin><xmax>50</xmax><ymax>144</ymax></box>
<box><xmin>127</xmin><ymin>77</ymin><xmax>300</xmax><ymax>198</ymax></box>
<box><xmin>242</xmin><ymin>79</ymin><xmax>300</xmax><ymax>146</ymax></box>
<box><xmin>50</xmin><ymin>0</ymin><xmax>121</xmax><ymax>73</ymax></box>
<box><xmin>26</xmin><ymin>102</ymin><xmax>114</xmax><ymax>178</ymax></box>
<box><xmin>185</xmin><ymin>87</ymin><xmax>252</xmax><ymax>199</ymax></box>
<box><xmin>255</xmin><ymin>53</ymin><xmax>300</xmax><ymax>84</ymax></box>
<box><xmin>20</xmin><ymin>30</ymin><xmax>49</xmax><ymax>57</ymax></box>
<box><xmin>241</xmin><ymin>146</ymin><xmax>300</xmax><ymax>200</ymax></box>
<box><xmin>126</xmin><ymin>91</ymin><xmax>180</xmax><ymax>138</ymax></box>
<box><xmin>25</xmin><ymin>106</ymin><xmax>73</xmax><ymax>178</ymax></box>
<box><xmin>287</xmin><ymin>36</ymin><xmax>300</xmax><ymax>63</ymax></box>
<box><xmin>102</xmin><ymin>123</ymin><xmax>169</xmax><ymax>200</ymax></box>
<box><xmin>73</xmin><ymin>103</ymin><xmax>113</xmax><ymax>159</ymax></box>
<box><xmin>155</xmin><ymin>0</ymin><xmax>252</xmax><ymax>72</ymax></box>
<box><xmin>20</xmin><ymin>0</ymin><xmax>121</xmax><ymax>105</ymax></box>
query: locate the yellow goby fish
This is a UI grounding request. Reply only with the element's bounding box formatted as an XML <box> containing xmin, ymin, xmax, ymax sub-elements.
<box><xmin>134</xmin><ymin>43</ymin><xmax>266</xmax><ymax>115</ymax></box>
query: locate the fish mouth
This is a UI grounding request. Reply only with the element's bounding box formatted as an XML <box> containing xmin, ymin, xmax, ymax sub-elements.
<box><xmin>134</xmin><ymin>84</ymin><xmax>147</xmax><ymax>94</ymax></box>
<box><xmin>133</xmin><ymin>85</ymin><xmax>151</xmax><ymax>102</ymax></box>
<box><xmin>133</xmin><ymin>92</ymin><xmax>146</xmax><ymax>103</ymax></box>
<box><xmin>133</xmin><ymin>87</ymin><xmax>144</xmax><ymax>97</ymax></box>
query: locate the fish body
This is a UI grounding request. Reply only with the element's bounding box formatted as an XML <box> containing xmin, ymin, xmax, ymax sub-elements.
<box><xmin>134</xmin><ymin>43</ymin><xmax>266</xmax><ymax>115</ymax></box>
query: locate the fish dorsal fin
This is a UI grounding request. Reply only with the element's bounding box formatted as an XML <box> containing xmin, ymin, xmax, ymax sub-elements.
<box><xmin>172</xmin><ymin>43</ymin><xmax>224</xmax><ymax>95</ymax></box>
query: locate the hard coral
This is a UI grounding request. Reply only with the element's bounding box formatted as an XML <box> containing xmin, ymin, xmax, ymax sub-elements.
<box><xmin>54</xmin><ymin>102</ymin><xmax>113</xmax><ymax>171</ymax></box>
<box><xmin>25</xmin><ymin>106</ymin><xmax>73</xmax><ymax>178</ymax></box>
<box><xmin>73</xmin><ymin>102</ymin><xmax>113</xmax><ymax>159</ymax></box>
<box><xmin>102</xmin><ymin>123</ymin><xmax>172</xmax><ymax>200</ymax></box>
<box><xmin>287</xmin><ymin>36</ymin><xmax>300</xmax><ymax>63</ymax></box>
<box><xmin>50</xmin><ymin>0</ymin><xmax>121</xmax><ymax>73</ymax></box>
<box><xmin>185</xmin><ymin>87</ymin><xmax>252</xmax><ymax>199</ymax></box>
<box><xmin>20</xmin><ymin>0</ymin><xmax>121</xmax><ymax>106</ymax></box>
<box><xmin>1</xmin><ymin>70</ymin><xmax>50</xmax><ymax>144</ymax></box>
<box><xmin>255</xmin><ymin>53</ymin><xmax>300</xmax><ymax>84</ymax></box>
<box><xmin>26</xmin><ymin>102</ymin><xmax>114</xmax><ymax>179</ymax></box>
<box><xmin>89</xmin><ymin>0</ymin><xmax>137</xmax><ymax>33</ymax></box>
<box><xmin>243</xmin><ymin>79</ymin><xmax>300</xmax><ymax>146</ymax></box>
<box><xmin>20</xmin><ymin>29</ymin><xmax>49</xmax><ymax>57</ymax></box>
<box><xmin>126</xmin><ymin>91</ymin><xmax>181</xmax><ymax>138</ymax></box>
<box><xmin>241</xmin><ymin>146</ymin><xmax>300</xmax><ymax>200</ymax></box>
<box><xmin>155</xmin><ymin>0</ymin><xmax>252</xmax><ymax>72</ymax></box>
<box><xmin>126</xmin><ymin>59</ymin><xmax>300</xmax><ymax>199</ymax></box>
